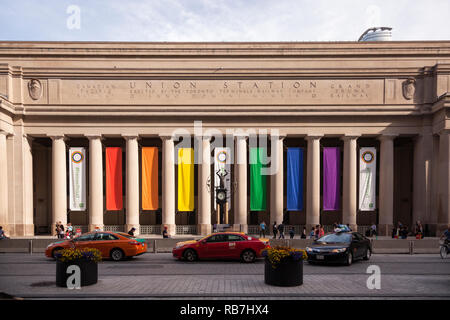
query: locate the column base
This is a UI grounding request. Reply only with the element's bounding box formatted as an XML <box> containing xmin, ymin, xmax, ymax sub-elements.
<box><xmin>162</xmin><ymin>224</ymin><xmax>176</xmax><ymax>236</ymax></box>
<box><xmin>7</xmin><ymin>224</ymin><xmax>35</xmax><ymax>237</ymax></box>
<box><xmin>232</xmin><ymin>224</ymin><xmax>248</xmax><ymax>234</ymax></box>
<box><xmin>378</xmin><ymin>224</ymin><xmax>394</xmax><ymax>237</ymax></box>
<box><xmin>197</xmin><ymin>224</ymin><xmax>212</xmax><ymax>236</ymax></box>
<box><xmin>125</xmin><ymin>224</ymin><xmax>140</xmax><ymax>236</ymax></box>
<box><xmin>88</xmin><ymin>224</ymin><xmax>105</xmax><ymax>232</ymax></box>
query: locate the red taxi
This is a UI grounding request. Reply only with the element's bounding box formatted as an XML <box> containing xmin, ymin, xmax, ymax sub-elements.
<box><xmin>172</xmin><ymin>232</ymin><xmax>270</xmax><ymax>263</ymax></box>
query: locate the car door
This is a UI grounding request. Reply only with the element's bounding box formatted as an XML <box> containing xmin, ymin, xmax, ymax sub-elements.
<box><xmin>204</xmin><ymin>234</ymin><xmax>229</xmax><ymax>258</ymax></box>
<box><xmin>92</xmin><ymin>233</ymin><xmax>118</xmax><ymax>257</ymax></box>
<box><xmin>73</xmin><ymin>233</ymin><xmax>96</xmax><ymax>250</ymax></box>
<box><xmin>351</xmin><ymin>233</ymin><xmax>365</xmax><ymax>258</ymax></box>
<box><xmin>226</xmin><ymin>234</ymin><xmax>246</xmax><ymax>259</ymax></box>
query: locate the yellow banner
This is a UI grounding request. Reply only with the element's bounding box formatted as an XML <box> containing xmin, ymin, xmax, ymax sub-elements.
<box><xmin>177</xmin><ymin>148</ymin><xmax>194</xmax><ymax>211</ymax></box>
<box><xmin>142</xmin><ymin>147</ymin><xmax>158</xmax><ymax>210</ymax></box>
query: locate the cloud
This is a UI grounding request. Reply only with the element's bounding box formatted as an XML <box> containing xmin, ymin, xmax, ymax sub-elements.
<box><xmin>0</xmin><ymin>0</ymin><xmax>448</xmax><ymax>41</ymax></box>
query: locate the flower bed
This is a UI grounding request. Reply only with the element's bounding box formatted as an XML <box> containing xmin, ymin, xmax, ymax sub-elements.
<box><xmin>55</xmin><ymin>248</ymin><xmax>101</xmax><ymax>288</ymax></box>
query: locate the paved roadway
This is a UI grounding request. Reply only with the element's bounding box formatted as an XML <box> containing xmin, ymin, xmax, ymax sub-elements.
<box><xmin>0</xmin><ymin>253</ymin><xmax>449</xmax><ymax>299</ymax></box>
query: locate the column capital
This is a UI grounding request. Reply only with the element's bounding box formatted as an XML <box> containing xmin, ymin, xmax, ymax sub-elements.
<box><xmin>271</xmin><ymin>133</ymin><xmax>286</xmax><ymax>140</ymax></box>
<box><xmin>234</xmin><ymin>133</ymin><xmax>249</xmax><ymax>139</ymax></box>
<box><xmin>377</xmin><ymin>134</ymin><xmax>398</xmax><ymax>141</ymax></box>
<box><xmin>159</xmin><ymin>134</ymin><xmax>174</xmax><ymax>141</ymax></box>
<box><xmin>195</xmin><ymin>134</ymin><xmax>212</xmax><ymax>141</ymax></box>
<box><xmin>23</xmin><ymin>134</ymin><xmax>34</xmax><ymax>142</ymax></box>
<box><xmin>122</xmin><ymin>134</ymin><xmax>140</xmax><ymax>140</ymax></box>
<box><xmin>47</xmin><ymin>134</ymin><xmax>67</xmax><ymax>141</ymax></box>
<box><xmin>85</xmin><ymin>134</ymin><xmax>103</xmax><ymax>140</ymax></box>
<box><xmin>340</xmin><ymin>134</ymin><xmax>361</xmax><ymax>141</ymax></box>
<box><xmin>304</xmin><ymin>134</ymin><xmax>323</xmax><ymax>141</ymax></box>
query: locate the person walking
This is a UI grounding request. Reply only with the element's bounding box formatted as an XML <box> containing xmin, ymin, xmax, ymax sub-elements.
<box><xmin>272</xmin><ymin>222</ymin><xmax>278</xmax><ymax>239</ymax></box>
<box><xmin>66</xmin><ymin>223</ymin><xmax>73</xmax><ymax>239</ymax></box>
<box><xmin>278</xmin><ymin>222</ymin><xmax>285</xmax><ymax>239</ymax></box>
<box><xmin>309</xmin><ymin>227</ymin><xmax>316</xmax><ymax>239</ymax></box>
<box><xmin>162</xmin><ymin>226</ymin><xmax>170</xmax><ymax>238</ymax></box>
<box><xmin>289</xmin><ymin>227</ymin><xmax>295</xmax><ymax>239</ymax></box>
<box><xmin>319</xmin><ymin>225</ymin><xmax>325</xmax><ymax>238</ymax></box>
<box><xmin>301</xmin><ymin>227</ymin><xmax>307</xmax><ymax>239</ymax></box>
<box><xmin>128</xmin><ymin>227</ymin><xmax>136</xmax><ymax>237</ymax></box>
<box><xmin>259</xmin><ymin>221</ymin><xmax>266</xmax><ymax>238</ymax></box>
<box><xmin>0</xmin><ymin>226</ymin><xmax>9</xmax><ymax>240</ymax></box>
<box><xmin>415</xmin><ymin>221</ymin><xmax>424</xmax><ymax>239</ymax></box>
<box><xmin>58</xmin><ymin>222</ymin><xmax>65</xmax><ymax>239</ymax></box>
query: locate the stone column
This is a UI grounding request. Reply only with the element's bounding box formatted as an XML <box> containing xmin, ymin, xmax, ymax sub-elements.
<box><xmin>234</xmin><ymin>134</ymin><xmax>248</xmax><ymax>233</ymax></box>
<box><xmin>49</xmin><ymin>135</ymin><xmax>67</xmax><ymax>235</ymax></box>
<box><xmin>123</xmin><ymin>134</ymin><xmax>140</xmax><ymax>235</ymax></box>
<box><xmin>378</xmin><ymin>135</ymin><xmax>396</xmax><ymax>236</ymax></box>
<box><xmin>270</xmin><ymin>135</ymin><xmax>285</xmax><ymax>226</ymax></box>
<box><xmin>161</xmin><ymin>135</ymin><xmax>176</xmax><ymax>236</ymax></box>
<box><xmin>198</xmin><ymin>135</ymin><xmax>212</xmax><ymax>235</ymax></box>
<box><xmin>86</xmin><ymin>135</ymin><xmax>104</xmax><ymax>231</ymax></box>
<box><xmin>437</xmin><ymin>129</ymin><xmax>450</xmax><ymax>234</ymax></box>
<box><xmin>0</xmin><ymin>131</ymin><xmax>8</xmax><ymax>229</ymax></box>
<box><xmin>342</xmin><ymin>135</ymin><xmax>359</xmax><ymax>231</ymax></box>
<box><xmin>412</xmin><ymin>131</ymin><xmax>433</xmax><ymax>232</ymax></box>
<box><xmin>23</xmin><ymin>135</ymin><xmax>34</xmax><ymax>236</ymax></box>
<box><xmin>305</xmin><ymin>135</ymin><xmax>322</xmax><ymax>231</ymax></box>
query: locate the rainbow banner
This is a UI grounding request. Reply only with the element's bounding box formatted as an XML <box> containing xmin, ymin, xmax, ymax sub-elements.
<box><xmin>142</xmin><ymin>147</ymin><xmax>159</xmax><ymax>210</ymax></box>
<box><xmin>178</xmin><ymin>148</ymin><xmax>194</xmax><ymax>212</ymax></box>
<box><xmin>106</xmin><ymin>147</ymin><xmax>123</xmax><ymax>211</ymax></box>
<box><xmin>359</xmin><ymin>147</ymin><xmax>377</xmax><ymax>211</ymax></box>
<box><xmin>69</xmin><ymin>147</ymin><xmax>86</xmax><ymax>211</ymax></box>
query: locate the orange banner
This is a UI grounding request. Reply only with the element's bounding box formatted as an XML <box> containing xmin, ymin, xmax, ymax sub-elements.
<box><xmin>142</xmin><ymin>147</ymin><xmax>159</xmax><ymax>210</ymax></box>
<box><xmin>106</xmin><ymin>147</ymin><xmax>123</xmax><ymax>210</ymax></box>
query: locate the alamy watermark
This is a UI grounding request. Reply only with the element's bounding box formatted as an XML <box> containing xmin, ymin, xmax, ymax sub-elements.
<box><xmin>66</xmin><ymin>5</ymin><xmax>81</xmax><ymax>30</ymax></box>
<box><xmin>366</xmin><ymin>265</ymin><xmax>381</xmax><ymax>290</ymax></box>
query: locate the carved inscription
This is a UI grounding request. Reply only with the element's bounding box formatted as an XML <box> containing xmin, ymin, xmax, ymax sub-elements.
<box><xmin>62</xmin><ymin>79</ymin><xmax>383</xmax><ymax>105</ymax></box>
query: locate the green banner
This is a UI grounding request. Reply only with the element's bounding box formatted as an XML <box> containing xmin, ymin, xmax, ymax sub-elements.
<box><xmin>250</xmin><ymin>147</ymin><xmax>267</xmax><ymax>211</ymax></box>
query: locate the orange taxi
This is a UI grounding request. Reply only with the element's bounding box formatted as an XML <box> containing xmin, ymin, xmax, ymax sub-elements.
<box><xmin>45</xmin><ymin>231</ymin><xmax>147</xmax><ymax>261</ymax></box>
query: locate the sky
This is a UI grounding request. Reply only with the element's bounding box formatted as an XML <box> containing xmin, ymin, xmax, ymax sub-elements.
<box><xmin>0</xmin><ymin>0</ymin><xmax>449</xmax><ymax>42</ymax></box>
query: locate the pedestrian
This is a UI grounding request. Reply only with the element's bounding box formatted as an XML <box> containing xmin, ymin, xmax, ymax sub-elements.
<box><xmin>319</xmin><ymin>225</ymin><xmax>325</xmax><ymax>238</ymax></box>
<box><xmin>67</xmin><ymin>223</ymin><xmax>73</xmax><ymax>239</ymax></box>
<box><xmin>55</xmin><ymin>222</ymin><xmax>61</xmax><ymax>239</ymax></box>
<box><xmin>289</xmin><ymin>227</ymin><xmax>295</xmax><ymax>239</ymax></box>
<box><xmin>314</xmin><ymin>225</ymin><xmax>320</xmax><ymax>240</ymax></box>
<box><xmin>128</xmin><ymin>227</ymin><xmax>136</xmax><ymax>237</ymax></box>
<box><xmin>0</xmin><ymin>226</ymin><xmax>9</xmax><ymax>240</ymax></box>
<box><xmin>301</xmin><ymin>227</ymin><xmax>307</xmax><ymax>239</ymax></box>
<box><xmin>58</xmin><ymin>222</ymin><xmax>65</xmax><ymax>239</ymax></box>
<box><xmin>278</xmin><ymin>222</ymin><xmax>285</xmax><ymax>239</ymax></box>
<box><xmin>272</xmin><ymin>222</ymin><xmax>278</xmax><ymax>239</ymax></box>
<box><xmin>371</xmin><ymin>223</ymin><xmax>378</xmax><ymax>239</ymax></box>
<box><xmin>163</xmin><ymin>226</ymin><xmax>169</xmax><ymax>238</ymax></box>
<box><xmin>400</xmin><ymin>226</ymin><xmax>408</xmax><ymax>239</ymax></box>
<box><xmin>415</xmin><ymin>221</ymin><xmax>423</xmax><ymax>239</ymax></box>
<box><xmin>309</xmin><ymin>227</ymin><xmax>315</xmax><ymax>239</ymax></box>
<box><xmin>259</xmin><ymin>221</ymin><xmax>266</xmax><ymax>238</ymax></box>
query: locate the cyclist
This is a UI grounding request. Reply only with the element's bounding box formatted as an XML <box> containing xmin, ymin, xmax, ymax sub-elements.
<box><xmin>440</xmin><ymin>225</ymin><xmax>450</xmax><ymax>244</ymax></box>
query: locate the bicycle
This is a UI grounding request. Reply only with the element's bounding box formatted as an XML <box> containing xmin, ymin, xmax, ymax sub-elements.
<box><xmin>439</xmin><ymin>240</ymin><xmax>449</xmax><ymax>259</ymax></box>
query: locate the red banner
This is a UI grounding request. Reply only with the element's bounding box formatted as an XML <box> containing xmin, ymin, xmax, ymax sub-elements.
<box><xmin>106</xmin><ymin>147</ymin><xmax>123</xmax><ymax>210</ymax></box>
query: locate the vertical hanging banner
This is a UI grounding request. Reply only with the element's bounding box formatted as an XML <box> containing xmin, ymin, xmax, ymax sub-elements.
<box><xmin>359</xmin><ymin>147</ymin><xmax>377</xmax><ymax>211</ymax></box>
<box><xmin>106</xmin><ymin>147</ymin><xmax>123</xmax><ymax>211</ymax></box>
<box><xmin>69</xmin><ymin>147</ymin><xmax>86</xmax><ymax>211</ymax></box>
<box><xmin>250</xmin><ymin>147</ymin><xmax>267</xmax><ymax>211</ymax></box>
<box><xmin>178</xmin><ymin>148</ymin><xmax>194</xmax><ymax>211</ymax></box>
<box><xmin>287</xmin><ymin>148</ymin><xmax>304</xmax><ymax>211</ymax></box>
<box><xmin>142</xmin><ymin>147</ymin><xmax>159</xmax><ymax>210</ymax></box>
<box><xmin>214</xmin><ymin>147</ymin><xmax>231</xmax><ymax>210</ymax></box>
<box><xmin>323</xmin><ymin>147</ymin><xmax>341</xmax><ymax>211</ymax></box>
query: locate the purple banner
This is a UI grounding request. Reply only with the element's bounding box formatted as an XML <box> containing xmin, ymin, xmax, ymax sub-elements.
<box><xmin>323</xmin><ymin>147</ymin><xmax>341</xmax><ymax>211</ymax></box>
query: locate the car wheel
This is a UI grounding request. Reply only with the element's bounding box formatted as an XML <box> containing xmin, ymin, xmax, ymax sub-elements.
<box><xmin>241</xmin><ymin>249</ymin><xmax>256</xmax><ymax>263</ymax></box>
<box><xmin>52</xmin><ymin>247</ymin><xmax>63</xmax><ymax>259</ymax></box>
<box><xmin>345</xmin><ymin>252</ymin><xmax>353</xmax><ymax>266</ymax></box>
<box><xmin>183</xmin><ymin>249</ymin><xmax>197</xmax><ymax>262</ymax></box>
<box><xmin>440</xmin><ymin>246</ymin><xmax>448</xmax><ymax>259</ymax></box>
<box><xmin>363</xmin><ymin>248</ymin><xmax>371</xmax><ymax>260</ymax></box>
<box><xmin>110</xmin><ymin>248</ymin><xmax>124</xmax><ymax>261</ymax></box>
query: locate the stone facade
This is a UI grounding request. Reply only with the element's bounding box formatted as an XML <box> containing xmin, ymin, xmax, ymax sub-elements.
<box><xmin>0</xmin><ymin>41</ymin><xmax>449</xmax><ymax>237</ymax></box>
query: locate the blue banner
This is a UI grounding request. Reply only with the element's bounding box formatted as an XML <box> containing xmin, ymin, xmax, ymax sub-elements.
<box><xmin>287</xmin><ymin>148</ymin><xmax>304</xmax><ymax>211</ymax></box>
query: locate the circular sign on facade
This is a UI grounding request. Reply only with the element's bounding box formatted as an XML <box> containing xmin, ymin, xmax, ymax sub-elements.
<box><xmin>216</xmin><ymin>150</ymin><xmax>228</xmax><ymax>163</ymax></box>
<box><xmin>71</xmin><ymin>151</ymin><xmax>84</xmax><ymax>163</ymax></box>
<box><xmin>361</xmin><ymin>150</ymin><xmax>374</xmax><ymax>164</ymax></box>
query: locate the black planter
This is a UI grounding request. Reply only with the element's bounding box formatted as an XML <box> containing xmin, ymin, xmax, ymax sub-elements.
<box><xmin>264</xmin><ymin>258</ymin><xmax>303</xmax><ymax>287</ymax></box>
<box><xmin>56</xmin><ymin>260</ymin><xmax>98</xmax><ymax>288</ymax></box>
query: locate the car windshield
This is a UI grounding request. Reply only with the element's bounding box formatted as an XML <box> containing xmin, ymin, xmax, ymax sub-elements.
<box><xmin>316</xmin><ymin>233</ymin><xmax>351</xmax><ymax>244</ymax></box>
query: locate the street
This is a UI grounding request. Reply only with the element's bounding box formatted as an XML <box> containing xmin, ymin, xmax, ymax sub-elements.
<box><xmin>0</xmin><ymin>253</ymin><xmax>449</xmax><ymax>299</ymax></box>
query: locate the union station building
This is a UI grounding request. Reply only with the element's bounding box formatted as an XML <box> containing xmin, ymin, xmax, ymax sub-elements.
<box><xmin>0</xmin><ymin>41</ymin><xmax>449</xmax><ymax>237</ymax></box>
